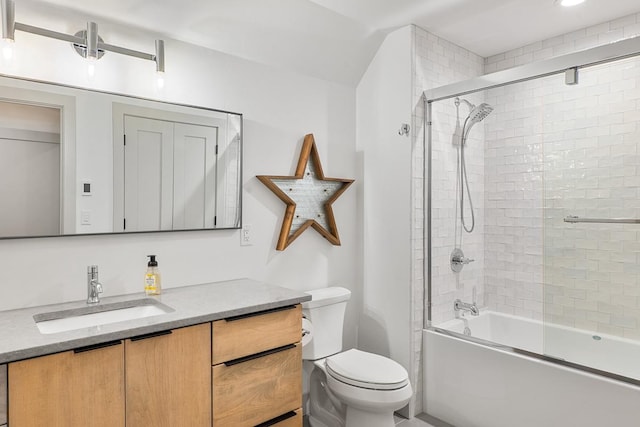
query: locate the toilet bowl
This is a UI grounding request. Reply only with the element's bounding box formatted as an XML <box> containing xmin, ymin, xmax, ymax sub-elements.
<box><xmin>302</xmin><ymin>287</ymin><xmax>413</xmax><ymax>427</ymax></box>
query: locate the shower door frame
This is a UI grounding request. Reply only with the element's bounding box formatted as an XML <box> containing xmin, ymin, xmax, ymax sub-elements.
<box><xmin>422</xmin><ymin>35</ymin><xmax>640</xmax><ymax>386</ymax></box>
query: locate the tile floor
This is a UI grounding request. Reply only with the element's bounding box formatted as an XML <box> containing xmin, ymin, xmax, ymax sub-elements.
<box><xmin>305</xmin><ymin>412</ymin><xmax>446</xmax><ymax>426</ymax></box>
<box><xmin>396</xmin><ymin>413</ymin><xmax>454</xmax><ymax>427</ymax></box>
<box><xmin>395</xmin><ymin>414</ymin><xmax>435</xmax><ymax>426</ymax></box>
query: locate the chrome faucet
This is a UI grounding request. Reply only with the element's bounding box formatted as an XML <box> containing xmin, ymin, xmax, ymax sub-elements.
<box><xmin>454</xmin><ymin>299</ymin><xmax>479</xmax><ymax>316</ymax></box>
<box><xmin>454</xmin><ymin>287</ymin><xmax>479</xmax><ymax>316</ymax></box>
<box><xmin>87</xmin><ymin>265</ymin><xmax>103</xmax><ymax>304</ymax></box>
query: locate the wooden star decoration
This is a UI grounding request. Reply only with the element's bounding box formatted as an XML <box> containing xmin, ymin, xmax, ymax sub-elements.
<box><xmin>257</xmin><ymin>134</ymin><xmax>354</xmax><ymax>251</ymax></box>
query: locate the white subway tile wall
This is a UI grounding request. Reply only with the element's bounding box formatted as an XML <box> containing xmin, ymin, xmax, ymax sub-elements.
<box><xmin>482</xmin><ymin>14</ymin><xmax>640</xmax><ymax>340</ymax></box>
<box><xmin>541</xmin><ymin>57</ymin><xmax>640</xmax><ymax>340</ymax></box>
<box><xmin>411</xmin><ymin>25</ymin><xmax>485</xmax><ymax>414</ymax></box>
<box><xmin>485</xmin><ymin>13</ymin><xmax>640</xmax><ymax>74</ymax></box>
<box><xmin>483</xmin><ymin>76</ymin><xmax>547</xmax><ymax>321</ymax></box>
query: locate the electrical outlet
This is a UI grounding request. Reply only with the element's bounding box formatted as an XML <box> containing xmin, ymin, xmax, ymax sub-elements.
<box><xmin>240</xmin><ymin>224</ymin><xmax>253</xmax><ymax>246</ymax></box>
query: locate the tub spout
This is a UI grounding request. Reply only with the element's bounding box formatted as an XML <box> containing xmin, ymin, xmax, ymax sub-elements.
<box><xmin>454</xmin><ymin>299</ymin><xmax>479</xmax><ymax>316</ymax></box>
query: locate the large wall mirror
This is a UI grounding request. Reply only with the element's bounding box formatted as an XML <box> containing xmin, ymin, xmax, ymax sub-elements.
<box><xmin>0</xmin><ymin>75</ymin><xmax>242</xmax><ymax>238</ymax></box>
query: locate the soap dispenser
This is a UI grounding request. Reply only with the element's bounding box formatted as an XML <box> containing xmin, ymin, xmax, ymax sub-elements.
<box><xmin>144</xmin><ymin>255</ymin><xmax>162</xmax><ymax>295</ymax></box>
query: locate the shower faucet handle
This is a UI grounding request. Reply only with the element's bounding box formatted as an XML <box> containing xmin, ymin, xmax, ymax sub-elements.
<box><xmin>450</xmin><ymin>248</ymin><xmax>474</xmax><ymax>273</ymax></box>
<box><xmin>452</xmin><ymin>255</ymin><xmax>474</xmax><ymax>265</ymax></box>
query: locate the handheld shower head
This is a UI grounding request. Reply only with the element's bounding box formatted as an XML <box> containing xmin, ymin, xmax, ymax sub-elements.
<box><xmin>460</xmin><ymin>100</ymin><xmax>493</xmax><ymax>139</ymax></box>
<box><xmin>454</xmin><ymin>97</ymin><xmax>494</xmax><ymax>234</ymax></box>
<box><xmin>468</xmin><ymin>103</ymin><xmax>493</xmax><ymax>125</ymax></box>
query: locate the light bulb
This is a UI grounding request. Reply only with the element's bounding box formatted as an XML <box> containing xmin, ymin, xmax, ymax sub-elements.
<box><xmin>2</xmin><ymin>39</ymin><xmax>14</xmax><ymax>60</ymax></box>
<box><xmin>559</xmin><ymin>0</ymin><xmax>585</xmax><ymax>6</ymax></box>
<box><xmin>156</xmin><ymin>71</ymin><xmax>165</xmax><ymax>89</ymax></box>
<box><xmin>87</xmin><ymin>61</ymin><xmax>95</xmax><ymax>77</ymax></box>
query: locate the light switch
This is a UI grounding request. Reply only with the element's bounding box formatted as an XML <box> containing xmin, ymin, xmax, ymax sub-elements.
<box><xmin>81</xmin><ymin>210</ymin><xmax>91</xmax><ymax>225</ymax></box>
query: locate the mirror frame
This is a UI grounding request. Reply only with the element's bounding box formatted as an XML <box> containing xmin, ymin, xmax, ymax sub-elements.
<box><xmin>0</xmin><ymin>72</ymin><xmax>243</xmax><ymax>239</ymax></box>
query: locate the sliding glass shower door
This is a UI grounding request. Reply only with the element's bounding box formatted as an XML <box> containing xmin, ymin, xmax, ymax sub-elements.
<box><xmin>541</xmin><ymin>55</ymin><xmax>640</xmax><ymax>380</ymax></box>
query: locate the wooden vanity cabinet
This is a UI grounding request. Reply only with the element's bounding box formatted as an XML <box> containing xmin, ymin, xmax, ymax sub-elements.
<box><xmin>7</xmin><ymin>304</ymin><xmax>303</xmax><ymax>427</ymax></box>
<box><xmin>212</xmin><ymin>304</ymin><xmax>302</xmax><ymax>427</ymax></box>
<box><xmin>125</xmin><ymin>322</ymin><xmax>211</xmax><ymax>427</ymax></box>
<box><xmin>8</xmin><ymin>340</ymin><xmax>125</xmax><ymax>427</ymax></box>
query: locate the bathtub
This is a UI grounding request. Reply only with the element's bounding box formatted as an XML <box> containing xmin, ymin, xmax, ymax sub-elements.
<box><xmin>424</xmin><ymin>311</ymin><xmax>640</xmax><ymax>427</ymax></box>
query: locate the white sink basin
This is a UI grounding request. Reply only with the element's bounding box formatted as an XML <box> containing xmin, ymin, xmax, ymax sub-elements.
<box><xmin>34</xmin><ymin>299</ymin><xmax>174</xmax><ymax>334</ymax></box>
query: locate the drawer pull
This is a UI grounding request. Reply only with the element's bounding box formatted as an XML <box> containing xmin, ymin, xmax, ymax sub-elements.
<box><xmin>130</xmin><ymin>329</ymin><xmax>172</xmax><ymax>341</ymax></box>
<box><xmin>73</xmin><ymin>340</ymin><xmax>122</xmax><ymax>353</ymax></box>
<box><xmin>224</xmin><ymin>344</ymin><xmax>296</xmax><ymax>366</ymax></box>
<box><xmin>255</xmin><ymin>411</ymin><xmax>297</xmax><ymax>427</ymax></box>
<box><xmin>225</xmin><ymin>305</ymin><xmax>296</xmax><ymax>322</ymax></box>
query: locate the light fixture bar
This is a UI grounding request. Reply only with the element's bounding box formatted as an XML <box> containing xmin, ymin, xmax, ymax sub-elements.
<box><xmin>14</xmin><ymin>22</ymin><xmax>84</xmax><ymax>44</ymax></box>
<box><xmin>98</xmin><ymin>41</ymin><xmax>155</xmax><ymax>62</ymax></box>
<box><xmin>1</xmin><ymin>0</ymin><xmax>164</xmax><ymax>70</ymax></box>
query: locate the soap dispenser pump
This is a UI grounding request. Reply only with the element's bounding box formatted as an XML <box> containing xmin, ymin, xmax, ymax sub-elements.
<box><xmin>145</xmin><ymin>255</ymin><xmax>162</xmax><ymax>295</ymax></box>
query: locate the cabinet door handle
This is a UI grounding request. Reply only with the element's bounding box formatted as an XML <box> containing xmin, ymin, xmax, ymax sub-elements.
<box><xmin>224</xmin><ymin>344</ymin><xmax>296</xmax><ymax>366</ymax></box>
<box><xmin>74</xmin><ymin>340</ymin><xmax>122</xmax><ymax>354</ymax></box>
<box><xmin>130</xmin><ymin>329</ymin><xmax>172</xmax><ymax>342</ymax></box>
<box><xmin>225</xmin><ymin>305</ymin><xmax>296</xmax><ymax>322</ymax></box>
<box><xmin>255</xmin><ymin>411</ymin><xmax>297</xmax><ymax>427</ymax></box>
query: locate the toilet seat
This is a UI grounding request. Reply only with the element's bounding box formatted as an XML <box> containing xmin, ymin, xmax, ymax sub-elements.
<box><xmin>326</xmin><ymin>349</ymin><xmax>409</xmax><ymax>391</ymax></box>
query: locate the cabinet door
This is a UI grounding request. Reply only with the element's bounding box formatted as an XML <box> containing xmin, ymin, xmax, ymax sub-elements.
<box><xmin>213</xmin><ymin>343</ymin><xmax>301</xmax><ymax>426</ymax></box>
<box><xmin>8</xmin><ymin>341</ymin><xmax>124</xmax><ymax>427</ymax></box>
<box><xmin>125</xmin><ymin>323</ymin><xmax>211</xmax><ymax>427</ymax></box>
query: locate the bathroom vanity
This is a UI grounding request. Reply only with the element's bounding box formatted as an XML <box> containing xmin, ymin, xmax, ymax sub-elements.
<box><xmin>0</xmin><ymin>364</ymin><xmax>5</xmax><ymax>427</ymax></box>
<box><xmin>0</xmin><ymin>279</ymin><xmax>309</xmax><ymax>427</ymax></box>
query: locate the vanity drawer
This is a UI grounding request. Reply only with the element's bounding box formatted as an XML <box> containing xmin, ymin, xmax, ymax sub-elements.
<box><xmin>212</xmin><ymin>342</ymin><xmax>302</xmax><ymax>426</ymax></box>
<box><xmin>212</xmin><ymin>304</ymin><xmax>301</xmax><ymax>364</ymax></box>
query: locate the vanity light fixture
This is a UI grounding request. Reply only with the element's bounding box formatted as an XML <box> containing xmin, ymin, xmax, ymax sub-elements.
<box><xmin>0</xmin><ymin>0</ymin><xmax>165</xmax><ymax>77</ymax></box>
<box><xmin>0</xmin><ymin>0</ymin><xmax>14</xmax><ymax>59</ymax></box>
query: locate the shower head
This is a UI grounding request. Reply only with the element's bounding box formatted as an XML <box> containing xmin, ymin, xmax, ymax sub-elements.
<box><xmin>468</xmin><ymin>103</ymin><xmax>493</xmax><ymax>125</ymax></box>
<box><xmin>460</xmin><ymin>100</ymin><xmax>493</xmax><ymax>139</ymax></box>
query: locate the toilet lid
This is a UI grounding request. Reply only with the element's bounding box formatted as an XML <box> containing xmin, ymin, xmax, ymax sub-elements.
<box><xmin>325</xmin><ymin>349</ymin><xmax>409</xmax><ymax>391</ymax></box>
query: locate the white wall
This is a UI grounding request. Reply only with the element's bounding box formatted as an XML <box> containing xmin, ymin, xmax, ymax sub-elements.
<box><xmin>0</xmin><ymin>2</ymin><xmax>359</xmax><ymax>349</ymax></box>
<box><xmin>356</xmin><ymin>25</ymin><xmax>414</xmax><ymax>416</ymax></box>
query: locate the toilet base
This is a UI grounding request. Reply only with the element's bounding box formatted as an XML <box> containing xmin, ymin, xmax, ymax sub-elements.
<box><xmin>308</xmin><ymin>414</ymin><xmax>340</xmax><ymax>427</ymax></box>
<box><xmin>345</xmin><ymin>406</ymin><xmax>395</xmax><ymax>427</ymax></box>
<box><xmin>307</xmin><ymin>358</ymin><xmax>411</xmax><ymax>427</ymax></box>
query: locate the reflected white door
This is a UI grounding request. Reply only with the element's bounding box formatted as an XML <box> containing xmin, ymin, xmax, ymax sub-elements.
<box><xmin>123</xmin><ymin>116</ymin><xmax>218</xmax><ymax>231</ymax></box>
<box><xmin>0</xmin><ymin>137</ymin><xmax>60</xmax><ymax>237</ymax></box>
<box><xmin>173</xmin><ymin>123</ymin><xmax>218</xmax><ymax>230</ymax></box>
<box><xmin>123</xmin><ymin>116</ymin><xmax>174</xmax><ymax>231</ymax></box>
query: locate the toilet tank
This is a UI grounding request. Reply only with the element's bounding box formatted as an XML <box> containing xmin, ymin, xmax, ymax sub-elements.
<box><xmin>302</xmin><ymin>287</ymin><xmax>351</xmax><ymax>360</ymax></box>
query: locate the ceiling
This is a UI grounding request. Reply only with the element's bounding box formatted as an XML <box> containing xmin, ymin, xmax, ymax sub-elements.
<box><xmin>21</xmin><ymin>0</ymin><xmax>640</xmax><ymax>86</ymax></box>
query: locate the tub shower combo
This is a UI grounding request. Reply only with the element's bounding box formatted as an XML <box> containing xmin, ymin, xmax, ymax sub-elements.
<box><xmin>422</xmin><ymin>36</ymin><xmax>640</xmax><ymax>426</ymax></box>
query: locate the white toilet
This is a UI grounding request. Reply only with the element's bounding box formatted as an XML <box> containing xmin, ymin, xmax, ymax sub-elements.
<box><xmin>302</xmin><ymin>287</ymin><xmax>412</xmax><ymax>427</ymax></box>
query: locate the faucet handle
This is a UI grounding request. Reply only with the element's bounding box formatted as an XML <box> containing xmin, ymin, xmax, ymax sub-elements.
<box><xmin>472</xmin><ymin>286</ymin><xmax>477</xmax><ymax>304</ymax></box>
